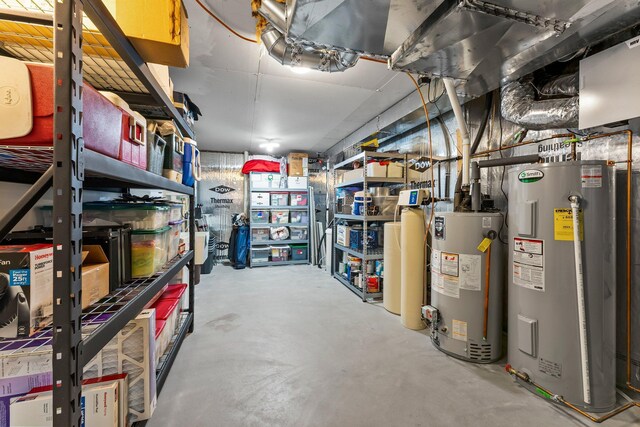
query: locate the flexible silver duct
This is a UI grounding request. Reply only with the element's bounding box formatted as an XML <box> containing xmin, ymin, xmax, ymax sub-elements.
<box><xmin>539</xmin><ymin>73</ymin><xmax>579</xmax><ymax>97</ymax></box>
<box><xmin>501</xmin><ymin>79</ymin><xmax>578</xmax><ymax>130</ymax></box>
<box><xmin>260</xmin><ymin>24</ymin><xmax>359</xmax><ymax>72</ymax></box>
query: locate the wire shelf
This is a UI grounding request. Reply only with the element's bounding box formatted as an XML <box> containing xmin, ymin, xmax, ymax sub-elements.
<box><xmin>0</xmin><ymin>0</ymin><xmax>146</xmax><ymax>93</ymax></box>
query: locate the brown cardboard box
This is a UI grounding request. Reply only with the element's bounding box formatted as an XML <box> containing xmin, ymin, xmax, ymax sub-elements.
<box><xmin>288</xmin><ymin>152</ymin><xmax>309</xmax><ymax>177</ymax></box>
<box><xmin>82</xmin><ymin>245</ymin><xmax>110</xmax><ymax>309</ymax></box>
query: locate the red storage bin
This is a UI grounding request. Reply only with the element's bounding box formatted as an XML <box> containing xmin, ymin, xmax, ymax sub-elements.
<box><xmin>159</xmin><ymin>283</ymin><xmax>187</xmax><ymax>301</ymax></box>
<box><xmin>0</xmin><ymin>59</ymin><xmax>146</xmax><ymax>170</ymax></box>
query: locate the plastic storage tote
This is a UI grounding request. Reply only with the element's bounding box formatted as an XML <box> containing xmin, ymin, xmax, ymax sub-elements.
<box><xmin>0</xmin><ymin>59</ymin><xmax>136</xmax><ymax>171</ymax></box>
<box><xmin>270</xmin><ymin>192</ymin><xmax>289</xmax><ymax>207</ymax></box>
<box><xmin>182</xmin><ymin>138</ymin><xmax>201</xmax><ymax>186</ymax></box>
<box><xmin>83</xmin><ymin>202</ymin><xmax>169</xmax><ymax>230</ymax></box>
<box><xmin>166</xmin><ymin>203</ymin><xmax>183</xmax><ymax>222</ymax></box>
<box><xmin>270</xmin><ymin>245</ymin><xmax>291</xmax><ymax>262</ymax></box>
<box><xmin>251</xmin><ymin>210</ymin><xmax>269</xmax><ymax>224</ymax></box>
<box><xmin>290</xmin><ymin>192</ymin><xmax>308</xmax><ymax>206</ymax></box>
<box><xmin>160</xmin><ymin>124</ymin><xmax>184</xmax><ymax>183</ymax></box>
<box><xmin>290</xmin><ymin>226</ymin><xmax>308</xmax><ymax>241</ymax></box>
<box><xmin>131</xmin><ymin>227</ymin><xmax>170</xmax><ymax>277</ymax></box>
<box><xmin>146</xmin><ymin>131</ymin><xmax>166</xmax><ymax>175</ymax></box>
<box><xmin>290</xmin><ymin>210</ymin><xmax>309</xmax><ymax>224</ymax></box>
<box><xmin>168</xmin><ymin>220</ymin><xmax>184</xmax><ymax>260</ymax></box>
<box><xmin>251</xmin><ymin>247</ymin><xmax>270</xmax><ymax>264</ymax></box>
<box><xmin>271</xmin><ymin>210</ymin><xmax>289</xmax><ymax>224</ymax></box>
<box><xmin>251</xmin><ymin>192</ymin><xmax>270</xmax><ymax>207</ymax></box>
<box><xmin>251</xmin><ymin>228</ymin><xmax>270</xmax><ymax>243</ymax></box>
<box><xmin>290</xmin><ymin>244</ymin><xmax>308</xmax><ymax>261</ymax></box>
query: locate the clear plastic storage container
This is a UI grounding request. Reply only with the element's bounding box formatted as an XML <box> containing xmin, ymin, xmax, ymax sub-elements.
<box><xmin>290</xmin><ymin>192</ymin><xmax>308</xmax><ymax>206</ymax></box>
<box><xmin>251</xmin><ymin>247</ymin><xmax>270</xmax><ymax>264</ymax></box>
<box><xmin>168</xmin><ymin>220</ymin><xmax>184</xmax><ymax>260</ymax></box>
<box><xmin>290</xmin><ymin>226</ymin><xmax>308</xmax><ymax>241</ymax></box>
<box><xmin>166</xmin><ymin>203</ymin><xmax>183</xmax><ymax>222</ymax></box>
<box><xmin>271</xmin><ymin>210</ymin><xmax>289</xmax><ymax>224</ymax></box>
<box><xmin>270</xmin><ymin>245</ymin><xmax>291</xmax><ymax>262</ymax></box>
<box><xmin>251</xmin><ymin>210</ymin><xmax>269</xmax><ymax>224</ymax></box>
<box><xmin>83</xmin><ymin>202</ymin><xmax>169</xmax><ymax>230</ymax></box>
<box><xmin>251</xmin><ymin>227</ymin><xmax>270</xmax><ymax>242</ymax></box>
<box><xmin>270</xmin><ymin>192</ymin><xmax>289</xmax><ymax>206</ymax></box>
<box><xmin>131</xmin><ymin>226</ymin><xmax>171</xmax><ymax>277</ymax></box>
<box><xmin>290</xmin><ymin>210</ymin><xmax>309</xmax><ymax>224</ymax></box>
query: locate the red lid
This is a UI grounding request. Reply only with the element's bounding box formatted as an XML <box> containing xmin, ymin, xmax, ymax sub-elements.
<box><xmin>152</xmin><ymin>298</ymin><xmax>180</xmax><ymax>321</ymax></box>
<box><xmin>0</xmin><ymin>243</ymin><xmax>52</xmax><ymax>252</ymax></box>
<box><xmin>159</xmin><ymin>284</ymin><xmax>187</xmax><ymax>301</ymax></box>
<box><xmin>155</xmin><ymin>320</ymin><xmax>166</xmax><ymax>338</ymax></box>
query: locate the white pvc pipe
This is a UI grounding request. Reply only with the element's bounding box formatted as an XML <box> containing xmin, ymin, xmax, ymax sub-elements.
<box><xmin>443</xmin><ymin>78</ymin><xmax>471</xmax><ymax>186</ymax></box>
<box><xmin>570</xmin><ymin>195</ymin><xmax>591</xmax><ymax>405</ymax></box>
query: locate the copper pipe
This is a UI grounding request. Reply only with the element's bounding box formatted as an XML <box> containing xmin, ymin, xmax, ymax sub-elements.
<box><xmin>482</xmin><ymin>242</ymin><xmax>492</xmax><ymax>340</ymax></box>
<box><xmin>506</xmin><ymin>365</ymin><xmax>640</xmax><ymax>423</ymax></box>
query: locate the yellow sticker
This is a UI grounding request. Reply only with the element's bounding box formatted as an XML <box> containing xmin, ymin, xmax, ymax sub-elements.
<box><xmin>477</xmin><ymin>237</ymin><xmax>492</xmax><ymax>253</ymax></box>
<box><xmin>554</xmin><ymin>208</ymin><xmax>584</xmax><ymax>241</ymax></box>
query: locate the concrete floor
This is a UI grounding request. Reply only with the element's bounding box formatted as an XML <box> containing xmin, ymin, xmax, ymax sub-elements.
<box><xmin>148</xmin><ymin>265</ymin><xmax>640</xmax><ymax>427</ymax></box>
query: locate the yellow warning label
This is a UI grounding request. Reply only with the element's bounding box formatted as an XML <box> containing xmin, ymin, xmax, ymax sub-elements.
<box><xmin>554</xmin><ymin>208</ymin><xmax>584</xmax><ymax>241</ymax></box>
<box><xmin>477</xmin><ymin>237</ymin><xmax>492</xmax><ymax>253</ymax></box>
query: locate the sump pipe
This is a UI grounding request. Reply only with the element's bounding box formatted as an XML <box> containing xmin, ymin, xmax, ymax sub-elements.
<box><xmin>443</xmin><ymin>78</ymin><xmax>471</xmax><ymax>187</ymax></box>
<box><xmin>477</xmin><ymin>154</ymin><xmax>540</xmax><ymax>168</ymax></box>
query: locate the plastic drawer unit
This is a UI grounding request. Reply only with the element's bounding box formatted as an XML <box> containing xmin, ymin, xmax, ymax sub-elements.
<box><xmin>131</xmin><ymin>227</ymin><xmax>171</xmax><ymax>277</ymax></box>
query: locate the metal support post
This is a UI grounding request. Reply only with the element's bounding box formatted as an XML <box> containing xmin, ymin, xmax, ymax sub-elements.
<box><xmin>52</xmin><ymin>0</ymin><xmax>84</xmax><ymax>425</ymax></box>
<box><xmin>188</xmin><ymin>193</ymin><xmax>196</xmax><ymax>333</ymax></box>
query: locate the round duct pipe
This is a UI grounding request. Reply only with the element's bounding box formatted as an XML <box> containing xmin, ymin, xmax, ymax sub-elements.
<box><xmin>260</xmin><ymin>24</ymin><xmax>359</xmax><ymax>73</ymax></box>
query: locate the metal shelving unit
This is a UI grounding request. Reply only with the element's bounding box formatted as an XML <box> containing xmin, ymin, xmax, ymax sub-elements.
<box><xmin>0</xmin><ymin>2</ymin><xmax>195</xmax><ymax>426</ymax></box>
<box><xmin>249</xmin><ymin>172</ymin><xmax>310</xmax><ymax>267</ymax></box>
<box><xmin>332</xmin><ymin>151</ymin><xmax>408</xmax><ymax>302</ymax></box>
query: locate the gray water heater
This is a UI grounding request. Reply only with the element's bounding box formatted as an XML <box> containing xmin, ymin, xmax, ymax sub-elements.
<box><xmin>429</xmin><ymin>212</ymin><xmax>504</xmax><ymax>363</ymax></box>
<box><xmin>508</xmin><ymin>160</ymin><xmax>616</xmax><ymax>412</ymax></box>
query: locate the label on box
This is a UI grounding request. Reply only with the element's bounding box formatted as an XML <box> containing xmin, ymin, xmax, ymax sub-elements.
<box><xmin>9</xmin><ymin>269</ymin><xmax>29</xmax><ymax>286</ymax></box>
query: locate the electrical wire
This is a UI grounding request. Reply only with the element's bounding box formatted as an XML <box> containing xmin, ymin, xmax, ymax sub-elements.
<box><xmin>405</xmin><ymin>72</ymin><xmax>436</xmax><ymax>240</ymax></box>
<box><xmin>195</xmin><ymin>0</ymin><xmax>258</xmax><ymax>44</ymax></box>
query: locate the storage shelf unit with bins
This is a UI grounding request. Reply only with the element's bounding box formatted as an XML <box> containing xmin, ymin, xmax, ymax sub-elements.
<box><xmin>0</xmin><ymin>2</ymin><xmax>195</xmax><ymax>426</ymax></box>
<box><xmin>249</xmin><ymin>172</ymin><xmax>310</xmax><ymax>267</ymax></box>
<box><xmin>332</xmin><ymin>151</ymin><xmax>408</xmax><ymax>301</ymax></box>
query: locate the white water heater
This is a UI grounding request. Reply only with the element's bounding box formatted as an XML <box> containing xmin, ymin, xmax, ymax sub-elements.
<box><xmin>508</xmin><ymin>161</ymin><xmax>616</xmax><ymax>412</ymax></box>
<box><xmin>429</xmin><ymin>212</ymin><xmax>504</xmax><ymax>363</ymax></box>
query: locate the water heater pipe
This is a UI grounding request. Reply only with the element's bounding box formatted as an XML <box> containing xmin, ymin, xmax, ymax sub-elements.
<box><xmin>569</xmin><ymin>194</ymin><xmax>591</xmax><ymax>405</ymax></box>
<box><xmin>443</xmin><ymin>78</ymin><xmax>471</xmax><ymax>186</ymax></box>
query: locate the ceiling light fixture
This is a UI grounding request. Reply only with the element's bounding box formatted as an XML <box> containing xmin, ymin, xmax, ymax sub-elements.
<box><xmin>259</xmin><ymin>142</ymin><xmax>280</xmax><ymax>153</ymax></box>
<box><xmin>289</xmin><ymin>65</ymin><xmax>310</xmax><ymax>75</ymax></box>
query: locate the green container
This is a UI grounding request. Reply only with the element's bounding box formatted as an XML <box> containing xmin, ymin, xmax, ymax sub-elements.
<box><xmin>131</xmin><ymin>226</ymin><xmax>171</xmax><ymax>277</ymax></box>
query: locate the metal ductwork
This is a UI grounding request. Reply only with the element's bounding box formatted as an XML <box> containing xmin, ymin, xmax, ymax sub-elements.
<box><xmin>259</xmin><ymin>23</ymin><xmax>359</xmax><ymax>72</ymax></box>
<box><xmin>501</xmin><ymin>79</ymin><xmax>578</xmax><ymax>130</ymax></box>
<box><xmin>258</xmin><ymin>0</ymin><xmax>286</xmax><ymax>32</ymax></box>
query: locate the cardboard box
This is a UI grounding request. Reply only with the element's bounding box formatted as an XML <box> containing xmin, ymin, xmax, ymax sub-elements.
<box><xmin>287</xmin><ymin>177</ymin><xmax>308</xmax><ymax>190</ymax></box>
<box><xmin>336</xmin><ymin>225</ymin><xmax>351</xmax><ymax>247</ymax></box>
<box><xmin>0</xmin><ymin>310</ymin><xmax>157</xmax><ymax>423</ymax></box>
<box><xmin>0</xmin><ymin>244</ymin><xmax>53</xmax><ymax>338</ymax></box>
<box><xmin>287</xmin><ymin>153</ymin><xmax>308</xmax><ymax>177</ymax></box>
<box><xmin>387</xmin><ymin>162</ymin><xmax>404</xmax><ymax>178</ymax></box>
<box><xmin>101</xmin><ymin>0</ymin><xmax>190</xmax><ymax>68</ymax></box>
<box><xmin>81</xmin><ymin>245</ymin><xmax>110</xmax><ymax>310</ymax></box>
<box><xmin>10</xmin><ymin>377</ymin><xmax>120</xmax><ymax>427</ymax></box>
<box><xmin>148</xmin><ymin>63</ymin><xmax>174</xmax><ymax>101</ymax></box>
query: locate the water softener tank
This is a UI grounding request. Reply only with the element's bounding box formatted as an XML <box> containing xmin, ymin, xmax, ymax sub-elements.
<box><xmin>430</xmin><ymin>212</ymin><xmax>504</xmax><ymax>362</ymax></box>
<box><xmin>508</xmin><ymin>161</ymin><xmax>616</xmax><ymax>412</ymax></box>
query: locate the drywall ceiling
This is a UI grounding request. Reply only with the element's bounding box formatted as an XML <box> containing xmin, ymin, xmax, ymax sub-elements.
<box><xmin>171</xmin><ymin>0</ymin><xmax>415</xmax><ymax>154</ymax></box>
